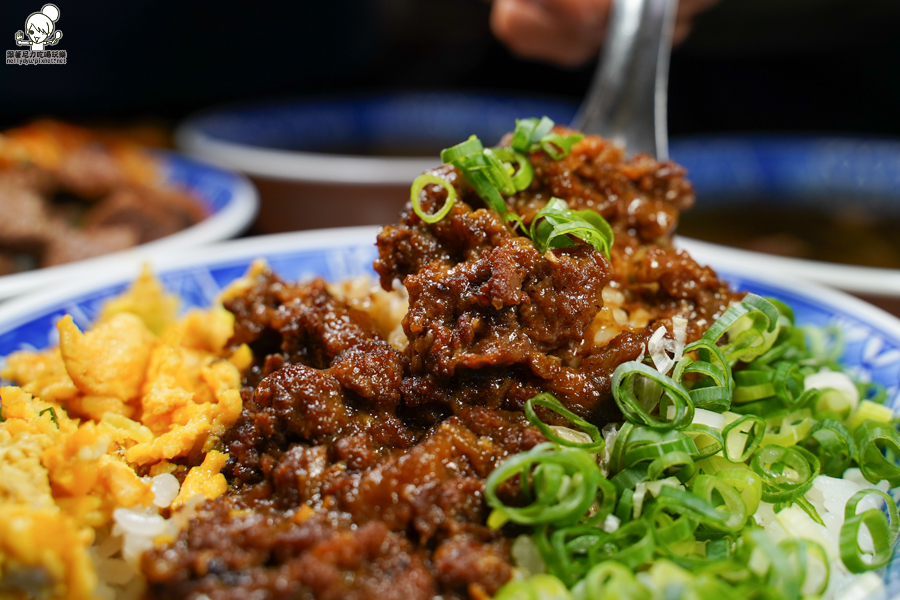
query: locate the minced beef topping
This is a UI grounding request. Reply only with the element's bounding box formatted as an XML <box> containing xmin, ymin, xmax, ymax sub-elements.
<box><xmin>141</xmin><ymin>131</ymin><xmax>741</xmax><ymax>600</ymax></box>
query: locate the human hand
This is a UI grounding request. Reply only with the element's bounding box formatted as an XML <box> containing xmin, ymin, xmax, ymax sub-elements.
<box><xmin>490</xmin><ymin>0</ymin><xmax>720</xmax><ymax>67</ymax></box>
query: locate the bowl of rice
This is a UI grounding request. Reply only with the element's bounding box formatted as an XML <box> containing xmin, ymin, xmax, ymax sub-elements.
<box><xmin>0</xmin><ymin>227</ymin><xmax>897</xmax><ymax>600</ymax></box>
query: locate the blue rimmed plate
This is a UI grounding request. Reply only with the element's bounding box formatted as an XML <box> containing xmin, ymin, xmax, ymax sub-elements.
<box><xmin>0</xmin><ymin>151</ymin><xmax>259</xmax><ymax>302</ymax></box>
<box><xmin>0</xmin><ymin>226</ymin><xmax>897</xmax><ymax>593</ymax></box>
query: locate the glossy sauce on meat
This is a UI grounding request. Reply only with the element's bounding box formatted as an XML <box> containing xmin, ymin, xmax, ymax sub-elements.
<box><xmin>141</xmin><ymin>131</ymin><xmax>741</xmax><ymax>600</ymax></box>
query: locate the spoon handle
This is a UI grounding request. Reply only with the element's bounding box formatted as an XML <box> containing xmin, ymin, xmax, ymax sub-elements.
<box><xmin>572</xmin><ymin>0</ymin><xmax>678</xmax><ymax>160</ymax></box>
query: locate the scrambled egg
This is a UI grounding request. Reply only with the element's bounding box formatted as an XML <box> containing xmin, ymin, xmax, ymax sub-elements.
<box><xmin>0</xmin><ymin>266</ymin><xmax>250</xmax><ymax>600</ymax></box>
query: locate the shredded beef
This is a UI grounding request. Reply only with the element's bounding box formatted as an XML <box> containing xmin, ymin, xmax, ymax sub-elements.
<box><xmin>142</xmin><ymin>131</ymin><xmax>742</xmax><ymax>600</ymax></box>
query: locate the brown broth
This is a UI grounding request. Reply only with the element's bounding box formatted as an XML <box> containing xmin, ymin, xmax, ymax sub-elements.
<box><xmin>677</xmin><ymin>201</ymin><xmax>900</xmax><ymax>269</ymax></box>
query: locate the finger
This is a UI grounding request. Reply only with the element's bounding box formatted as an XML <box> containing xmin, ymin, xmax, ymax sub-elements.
<box><xmin>673</xmin><ymin>0</ymin><xmax>718</xmax><ymax>44</ymax></box>
<box><xmin>491</xmin><ymin>0</ymin><xmax>611</xmax><ymax>67</ymax></box>
<box><xmin>677</xmin><ymin>0</ymin><xmax>719</xmax><ymax>20</ymax></box>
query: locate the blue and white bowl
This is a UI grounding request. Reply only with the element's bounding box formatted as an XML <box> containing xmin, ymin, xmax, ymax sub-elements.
<box><xmin>175</xmin><ymin>93</ymin><xmax>578</xmax><ymax>232</ymax></box>
<box><xmin>671</xmin><ymin>135</ymin><xmax>900</xmax><ymax>304</ymax></box>
<box><xmin>0</xmin><ymin>152</ymin><xmax>258</xmax><ymax>301</ymax></box>
<box><xmin>0</xmin><ymin>227</ymin><xmax>898</xmax><ymax>595</ymax></box>
<box><xmin>176</xmin><ymin>93</ymin><xmax>578</xmax><ymax>184</ymax></box>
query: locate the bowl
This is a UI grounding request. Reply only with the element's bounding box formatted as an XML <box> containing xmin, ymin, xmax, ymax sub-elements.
<box><xmin>175</xmin><ymin>93</ymin><xmax>577</xmax><ymax>233</ymax></box>
<box><xmin>670</xmin><ymin>135</ymin><xmax>900</xmax><ymax>315</ymax></box>
<box><xmin>0</xmin><ymin>227</ymin><xmax>898</xmax><ymax>596</ymax></box>
<box><xmin>0</xmin><ymin>151</ymin><xmax>258</xmax><ymax>302</ymax></box>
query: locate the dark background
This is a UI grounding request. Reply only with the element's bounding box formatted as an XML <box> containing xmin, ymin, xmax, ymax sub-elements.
<box><xmin>1</xmin><ymin>0</ymin><xmax>899</xmax><ymax>138</ymax></box>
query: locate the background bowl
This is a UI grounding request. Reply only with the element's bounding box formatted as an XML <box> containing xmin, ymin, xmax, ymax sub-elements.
<box><xmin>0</xmin><ymin>227</ymin><xmax>898</xmax><ymax>595</ymax></box>
<box><xmin>175</xmin><ymin>92</ymin><xmax>577</xmax><ymax>233</ymax></box>
<box><xmin>0</xmin><ymin>151</ymin><xmax>258</xmax><ymax>302</ymax></box>
<box><xmin>670</xmin><ymin>135</ymin><xmax>900</xmax><ymax>315</ymax></box>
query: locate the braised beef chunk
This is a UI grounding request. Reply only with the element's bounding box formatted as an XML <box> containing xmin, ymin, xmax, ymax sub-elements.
<box><xmin>375</xmin><ymin>166</ymin><xmax>512</xmax><ymax>289</ymax></box>
<box><xmin>0</xmin><ymin>123</ymin><xmax>208</xmax><ymax>274</ymax></box>
<box><xmin>143</xmin><ymin>131</ymin><xmax>743</xmax><ymax>600</ymax></box>
<box><xmin>143</xmin><ymin>501</ymin><xmax>436</xmax><ymax>600</ymax></box>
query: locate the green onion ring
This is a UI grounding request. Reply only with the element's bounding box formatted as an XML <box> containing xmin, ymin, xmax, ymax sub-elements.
<box><xmin>651</xmin><ymin>485</ymin><xmax>740</xmax><ymax>532</ymax></box>
<box><xmin>715</xmin><ymin>468</ymin><xmax>762</xmax><ymax>516</ymax></box>
<box><xmin>800</xmin><ymin>418</ymin><xmax>856</xmax><ymax>477</ymax></box>
<box><xmin>409</xmin><ymin>174</ymin><xmax>457</xmax><ymax>224</ymax></box>
<box><xmin>546</xmin><ymin>525</ymin><xmax>609</xmax><ymax>585</ymax></box>
<box><xmin>485</xmin><ymin>442</ymin><xmax>601</xmax><ymax>527</ymax></box>
<box><xmin>691</xmin><ymin>474</ymin><xmax>749</xmax><ymax>532</ymax></box>
<box><xmin>572</xmin><ymin>561</ymin><xmax>649</xmax><ymax>600</ymax></box>
<box><xmin>525</xmin><ymin>393</ymin><xmax>605</xmax><ymax>453</ymax></box>
<box><xmin>853</xmin><ymin>421</ymin><xmax>900</xmax><ymax>486</ymax></box>
<box><xmin>648</xmin><ymin>451</ymin><xmax>696</xmax><ymax>484</ymax></box>
<box><xmin>750</xmin><ymin>445</ymin><xmax>820</xmax><ymax>503</ymax></box>
<box><xmin>683</xmin><ymin>423</ymin><xmax>725</xmax><ymax>460</ymax></box>
<box><xmin>612</xmin><ymin>361</ymin><xmax>694</xmax><ymax>430</ymax></box>
<box><xmin>722</xmin><ymin>415</ymin><xmax>766</xmax><ymax>463</ymax></box>
<box><xmin>839</xmin><ymin>489</ymin><xmax>900</xmax><ymax>573</ymax></box>
<box><xmin>702</xmin><ymin>294</ymin><xmax>780</xmax><ymax>364</ymax></box>
<box><xmin>599</xmin><ymin>519</ymin><xmax>656</xmax><ymax>569</ymax></box>
<box><xmin>620</xmin><ymin>427</ymin><xmax>698</xmax><ymax>471</ymax></box>
<box><xmin>481</xmin><ymin>148</ymin><xmax>517</xmax><ymax>195</ymax></box>
<box><xmin>488</xmin><ymin>146</ymin><xmax>534</xmax><ymax>191</ymax></box>
<box><xmin>780</xmin><ymin>538</ymin><xmax>830</xmax><ymax>597</ymax></box>
<box><xmin>440</xmin><ymin>134</ymin><xmax>484</xmax><ymax>163</ymax></box>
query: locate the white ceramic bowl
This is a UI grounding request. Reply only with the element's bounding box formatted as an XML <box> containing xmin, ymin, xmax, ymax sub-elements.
<box><xmin>0</xmin><ymin>151</ymin><xmax>258</xmax><ymax>302</ymax></box>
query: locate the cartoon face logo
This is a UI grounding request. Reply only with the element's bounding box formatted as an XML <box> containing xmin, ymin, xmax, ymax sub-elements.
<box><xmin>15</xmin><ymin>4</ymin><xmax>63</xmax><ymax>51</ymax></box>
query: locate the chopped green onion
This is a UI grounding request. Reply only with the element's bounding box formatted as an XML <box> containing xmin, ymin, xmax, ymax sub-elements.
<box><xmin>722</xmin><ymin>415</ymin><xmax>765</xmax><ymax>462</ymax></box>
<box><xmin>845</xmin><ymin>399</ymin><xmax>894</xmax><ymax>432</ymax></box>
<box><xmin>539</xmin><ymin>132</ymin><xmax>585</xmax><ymax>160</ymax></box>
<box><xmin>647</xmin><ymin>451</ymin><xmax>695</xmax><ymax>484</ymax></box>
<box><xmin>761</xmin><ymin>409</ymin><xmax>815</xmax><ymax>447</ymax></box>
<box><xmin>511</xmin><ymin>117</ymin><xmax>584</xmax><ymax>159</ymax></box>
<box><xmin>839</xmin><ymin>489</ymin><xmax>899</xmax><ymax>573</ymax></box>
<box><xmin>683</xmin><ymin>423</ymin><xmax>725</xmax><ymax>460</ymax></box>
<box><xmin>452</xmin><ymin>151</ymin><xmax>510</xmax><ymax>215</ymax></box>
<box><xmin>485</xmin><ymin>279</ymin><xmax>899</xmax><ymax>600</ymax></box>
<box><xmin>487</xmin><ymin>147</ymin><xmax>534</xmax><ymax>192</ymax></box>
<box><xmin>485</xmin><ymin>442</ymin><xmax>601</xmax><ymax>527</ymax></box>
<box><xmin>715</xmin><ymin>468</ymin><xmax>762</xmax><ymax>516</ymax></box>
<box><xmin>594</xmin><ymin>520</ymin><xmax>655</xmax><ymax>569</ymax></box>
<box><xmin>494</xmin><ymin>572</ymin><xmax>574</xmax><ymax>600</ymax></box>
<box><xmin>853</xmin><ymin>421</ymin><xmax>900</xmax><ymax>486</ymax></box>
<box><xmin>571</xmin><ymin>561</ymin><xmax>649</xmax><ymax>600</ymax></box>
<box><xmin>651</xmin><ymin>484</ymin><xmax>744</xmax><ymax>532</ymax></box>
<box><xmin>618</xmin><ymin>427</ymin><xmax>698</xmax><ymax>472</ymax></box>
<box><xmin>611</xmin><ymin>361</ymin><xmax>694</xmax><ymax>430</ymax></box>
<box><xmin>525</xmin><ymin>393</ymin><xmax>606</xmax><ymax>453</ymax></box>
<box><xmin>701</xmin><ymin>294</ymin><xmax>781</xmax><ymax>365</ymax></box>
<box><xmin>38</xmin><ymin>406</ymin><xmax>58</xmax><ymax>428</ymax></box>
<box><xmin>529</xmin><ymin>197</ymin><xmax>614</xmax><ymax>258</ymax></box>
<box><xmin>409</xmin><ymin>174</ymin><xmax>457</xmax><ymax>224</ymax></box>
<box><xmin>750</xmin><ymin>445</ymin><xmax>820</xmax><ymax>503</ymax></box>
<box><xmin>439</xmin><ymin>134</ymin><xmax>484</xmax><ymax>163</ymax></box>
<box><xmin>780</xmin><ymin>538</ymin><xmax>830</xmax><ymax>597</ymax></box>
<box><xmin>800</xmin><ymin>419</ymin><xmax>856</xmax><ymax>477</ymax></box>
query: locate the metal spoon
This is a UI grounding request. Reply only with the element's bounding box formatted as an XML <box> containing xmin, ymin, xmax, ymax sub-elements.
<box><xmin>572</xmin><ymin>0</ymin><xmax>679</xmax><ymax>159</ymax></box>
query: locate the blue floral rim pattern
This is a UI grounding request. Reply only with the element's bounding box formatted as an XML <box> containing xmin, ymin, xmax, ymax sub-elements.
<box><xmin>183</xmin><ymin>92</ymin><xmax>579</xmax><ymax>154</ymax></box>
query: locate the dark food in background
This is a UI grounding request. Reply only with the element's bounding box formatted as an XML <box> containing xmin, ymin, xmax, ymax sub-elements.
<box><xmin>142</xmin><ymin>130</ymin><xmax>741</xmax><ymax>599</ymax></box>
<box><xmin>678</xmin><ymin>201</ymin><xmax>900</xmax><ymax>270</ymax></box>
<box><xmin>0</xmin><ymin>121</ymin><xmax>206</xmax><ymax>275</ymax></box>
